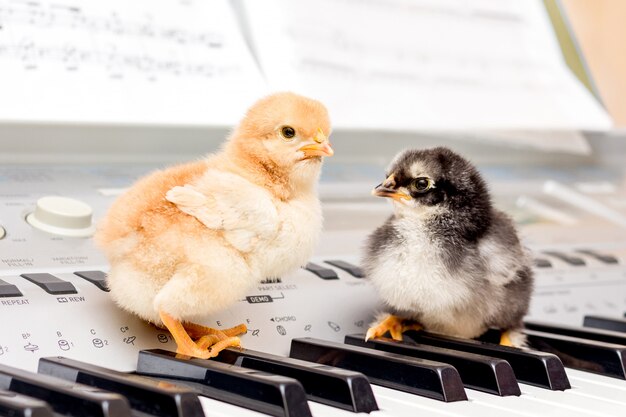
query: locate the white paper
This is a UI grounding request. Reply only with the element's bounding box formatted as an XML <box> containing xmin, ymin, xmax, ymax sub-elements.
<box><xmin>242</xmin><ymin>0</ymin><xmax>612</xmax><ymax>131</ymax></box>
<box><xmin>0</xmin><ymin>0</ymin><xmax>267</xmax><ymax>125</ymax></box>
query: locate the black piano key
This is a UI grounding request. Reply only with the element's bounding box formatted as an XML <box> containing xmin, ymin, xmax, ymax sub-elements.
<box><xmin>0</xmin><ymin>389</ymin><xmax>54</xmax><ymax>417</ymax></box>
<box><xmin>323</xmin><ymin>260</ymin><xmax>365</xmax><ymax>278</ymax></box>
<box><xmin>289</xmin><ymin>337</ymin><xmax>467</xmax><ymax>402</ymax></box>
<box><xmin>575</xmin><ymin>249</ymin><xmax>619</xmax><ymax>264</ymax></box>
<box><xmin>542</xmin><ymin>251</ymin><xmax>586</xmax><ymax>266</ymax></box>
<box><xmin>303</xmin><ymin>263</ymin><xmax>338</xmax><ymax>280</ymax></box>
<box><xmin>74</xmin><ymin>271</ymin><xmax>109</xmax><ymax>292</ymax></box>
<box><xmin>137</xmin><ymin>349</ymin><xmax>312</xmax><ymax>417</ymax></box>
<box><xmin>214</xmin><ymin>347</ymin><xmax>378</xmax><ymax>412</ymax></box>
<box><xmin>20</xmin><ymin>273</ymin><xmax>77</xmax><ymax>294</ymax></box>
<box><xmin>0</xmin><ymin>279</ymin><xmax>23</xmax><ymax>297</ymax></box>
<box><xmin>525</xmin><ymin>320</ymin><xmax>626</xmax><ymax>345</ymax></box>
<box><xmin>524</xmin><ymin>329</ymin><xmax>626</xmax><ymax>379</ymax></box>
<box><xmin>0</xmin><ymin>363</ymin><xmax>131</xmax><ymax>417</ymax></box>
<box><xmin>38</xmin><ymin>356</ymin><xmax>204</xmax><ymax>417</ymax></box>
<box><xmin>583</xmin><ymin>315</ymin><xmax>626</xmax><ymax>334</ymax></box>
<box><xmin>404</xmin><ymin>330</ymin><xmax>570</xmax><ymax>390</ymax></box>
<box><xmin>344</xmin><ymin>334</ymin><xmax>520</xmax><ymax>396</ymax></box>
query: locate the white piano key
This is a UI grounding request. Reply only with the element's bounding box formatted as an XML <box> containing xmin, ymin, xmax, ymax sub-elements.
<box><xmin>373</xmin><ymin>385</ymin><xmax>539</xmax><ymax>417</ymax></box>
<box><xmin>470</xmin><ymin>388</ymin><xmax>597</xmax><ymax>417</ymax></box>
<box><xmin>307</xmin><ymin>401</ymin><xmax>388</xmax><ymax>417</ymax></box>
<box><xmin>566</xmin><ymin>368</ymin><xmax>626</xmax><ymax>391</ymax></box>
<box><xmin>520</xmin><ymin>383</ymin><xmax>625</xmax><ymax>416</ymax></box>
<box><xmin>199</xmin><ymin>396</ymin><xmax>269</xmax><ymax>417</ymax></box>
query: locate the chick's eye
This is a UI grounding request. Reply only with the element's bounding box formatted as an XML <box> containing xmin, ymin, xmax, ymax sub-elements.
<box><xmin>280</xmin><ymin>126</ymin><xmax>296</xmax><ymax>140</ymax></box>
<box><xmin>412</xmin><ymin>177</ymin><xmax>433</xmax><ymax>193</ymax></box>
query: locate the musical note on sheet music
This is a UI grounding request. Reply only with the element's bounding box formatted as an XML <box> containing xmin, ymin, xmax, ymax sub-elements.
<box><xmin>0</xmin><ymin>0</ymin><xmax>266</xmax><ymax>125</ymax></box>
<box><xmin>0</xmin><ymin>0</ymin><xmax>231</xmax><ymax>79</ymax></box>
<box><xmin>242</xmin><ymin>0</ymin><xmax>611</xmax><ymax>131</ymax></box>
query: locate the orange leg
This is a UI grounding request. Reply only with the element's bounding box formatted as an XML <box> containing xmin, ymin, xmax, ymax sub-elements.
<box><xmin>365</xmin><ymin>314</ymin><xmax>422</xmax><ymax>341</ymax></box>
<box><xmin>159</xmin><ymin>311</ymin><xmax>244</xmax><ymax>359</ymax></box>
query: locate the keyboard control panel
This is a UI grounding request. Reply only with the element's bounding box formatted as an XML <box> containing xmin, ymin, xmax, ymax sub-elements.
<box><xmin>1</xmin><ymin>164</ymin><xmax>625</xmax><ymax>373</ymax></box>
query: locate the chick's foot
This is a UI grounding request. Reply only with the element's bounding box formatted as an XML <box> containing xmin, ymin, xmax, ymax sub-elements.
<box><xmin>365</xmin><ymin>314</ymin><xmax>422</xmax><ymax>341</ymax></box>
<box><xmin>159</xmin><ymin>310</ymin><xmax>245</xmax><ymax>359</ymax></box>
<box><xmin>183</xmin><ymin>321</ymin><xmax>247</xmax><ymax>339</ymax></box>
<box><xmin>499</xmin><ymin>329</ymin><xmax>527</xmax><ymax>348</ymax></box>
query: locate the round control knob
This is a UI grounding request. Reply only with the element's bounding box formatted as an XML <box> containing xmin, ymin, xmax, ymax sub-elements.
<box><xmin>26</xmin><ymin>196</ymin><xmax>96</xmax><ymax>237</ymax></box>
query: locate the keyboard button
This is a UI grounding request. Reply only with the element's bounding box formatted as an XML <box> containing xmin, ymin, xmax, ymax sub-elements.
<box><xmin>524</xmin><ymin>329</ymin><xmax>626</xmax><ymax>379</ymax></box>
<box><xmin>0</xmin><ymin>279</ymin><xmax>23</xmax><ymax>298</ymax></box>
<box><xmin>38</xmin><ymin>356</ymin><xmax>204</xmax><ymax>417</ymax></box>
<box><xmin>303</xmin><ymin>263</ymin><xmax>338</xmax><ymax>280</ymax></box>
<box><xmin>345</xmin><ymin>334</ymin><xmax>521</xmax><ymax>396</ymax></box>
<box><xmin>542</xmin><ymin>251</ymin><xmax>586</xmax><ymax>266</ymax></box>
<box><xmin>576</xmin><ymin>249</ymin><xmax>619</xmax><ymax>264</ymax></box>
<box><xmin>74</xmin><ymin>271</ymin><xmax>109</xmax><ymax>291</ymax></box>
<box><xmin>0</xmin><ymin>364</ymin><xmax>131</xmax><ymax>417</ymax></box>
<box><xmin>583</xmin><ymin>315</ymin><xmax>626</xmax><ymax>334</ymax></box>
<box><xmin>214</xmin><ymin>347</ymin><xmax>378</xmax><ymax>412</ymax></box>
<box><xmin>290</xmin><ymin>337</ymin><xmax>467</xmax><ymax>402</ymax></box>
<box><xmin>405</xmin><ymin>330</ymin><xmax>570</xmax><ymax>390</ymax></box>
<box><xmin>534</xmin><ymin>258</ymin><xmax>552</xmax><ymax>268</ymax></box>
<box><xmin>525</xmin><ymin>320</ymin><xmax>626</xmax><ymax>345</ymax></box>
<box><xmin>20</xmin><ymin>273</ymin><xmax>77</xmax><ymax>294</ymax></box>
<box><xmin>323</xmin><ymin>260</ymin><xmax>365</xmax><ymax>278</ymax></box>
<box><xmin>137</xmin><ymin>349</ymin><xmax>312</xmax><ymax>417</ymax></box>
<box><xmin>0</xmin><ymin>389</ymin><xmax>54</xmax><ymax>417</ymax></box>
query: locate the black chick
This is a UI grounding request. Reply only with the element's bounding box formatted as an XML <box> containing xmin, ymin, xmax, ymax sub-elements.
<box><xmin>363</xmin><ymin>147</ymin><xmax>533</xmax><ymax>347</ymax></box>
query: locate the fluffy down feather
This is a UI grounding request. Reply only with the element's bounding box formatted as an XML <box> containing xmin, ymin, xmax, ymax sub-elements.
<box><xmin>96</xmin><ymin>92</ymin><xmax>333</xmax><ymax>328</ymax></box>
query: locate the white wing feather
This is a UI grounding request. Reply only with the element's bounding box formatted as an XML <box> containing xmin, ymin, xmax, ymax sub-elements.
<box><xmin>165</xmin><ymin>172</ymin><xmax>279</xmax><ymax>252</ymax></box>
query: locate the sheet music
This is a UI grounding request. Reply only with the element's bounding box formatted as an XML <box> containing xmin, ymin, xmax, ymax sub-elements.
<box><xmin>0</xmin><ymin>0</ymin><xmax>266</xmax><ymax>125</ymax></box>
<box><xmin>242</xmin><ymin>0</ymin><xmax>612</xmax><ymax>131</ymax></box>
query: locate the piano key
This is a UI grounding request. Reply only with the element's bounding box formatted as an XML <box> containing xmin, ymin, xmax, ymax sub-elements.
<box><xmin>19</xmin><ymin>273</ymin><xmax>77</xmax><ymax>294</ymax></box>
<box><xmin>564</xmin><ymin>371</ymin><xmax>626</xmax><ymax>404</ymax></box>
<box><xmin>289</xmin><ymin>337</ymin><xmax>467</xmax><ymax>402</ymax></box>
<box><xmin>524</xmin><ymin>329</ymin><xmax>626</xmax><ymax>379</ymax></box>
<box><xmin>303</xmin><ymin>263</ymin><xmax>339</xmax><ymax>280</ymax></box>
<box><xmin>0</xmin><ymin>389</ymin><xmax>54</xmax><ymax>417</ymax></box>
<box><xmin>519</xmin><ymin>382</ymin><xmax>626</xmax><ymax>416</ymax></box>
<box><xmin>404</xmin><ymin>330</ymin><xmax>570</xmax><ymax>390</ymax></box>
<box><xmin>344</xmin><ymin>334</ymin><xmax>521</xmax><ymax>396</ymax></box>
<box><xmin>566</xmin><ymin>368</ymin><xmax>626</xmax><ymax>399</ymax></box>
<box><xmin>542</xmin><ymin>251</ymin><xmax>586</xmax><ymax>266</ymax></box>
<box><xmin>323</xmin><ymin>260</ymin><xmax>364</xmax><ymax>278</ymax></box>
<box><xmin>525</xmin><ymin>320</ymin><xmax>626</xmax><ymax>345</ymax></box>
<box><xmin>73</xmin><ymin>271</ymin><xmax>109</xmax><ymax>291</ymax></box>
<box><xmin>583</xmin><ymin>315</ymin><xmax>626</xmax><ymax>334</ymax></box>
<box><xmin>0</xmin><ymin>279</ymin><xmax>23</xmax><ymax>297</ymax></box>
<box><xmin>372</xmin><ymin>384</ymin><xmax>589</xmax><ymax>417</ymax></box>
<box><xmin>137</xmin><ymin>349</ymin><xmax>312</xmax><ymax>417</ymax></box>
<box><xmin>198</xmin><ymin>395</ymin><xmax>271</xmax><ymax>417</ymax></box>
<box><xmin>575</xmin><ymin>249</ymin><xmax>619</xmax><ymax>264</ymax></box>
<box><xmin>379</xmin><ymin>375</ymin><xmax>626</xmax><ymax>417</ymax></box>
<box><xmin>214</xmin><ymin>347</ymin><xmax>378</xmax><ymax>412</ymax></box>
<box><xmin>0</xmin><ymin>363</ymin><xmax>131</xmax><ymax>417</ymax></box>
<box><xmin>38</xmin><ymin>356</ymin><xmax>204</xmax><ymax>417</ymax></box>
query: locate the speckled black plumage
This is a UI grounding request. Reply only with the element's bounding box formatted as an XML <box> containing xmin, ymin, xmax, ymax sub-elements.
<box><xmin>363</xmin><ymin>147</ymin><xmax>534</xmax><ymax>345</ymax></box>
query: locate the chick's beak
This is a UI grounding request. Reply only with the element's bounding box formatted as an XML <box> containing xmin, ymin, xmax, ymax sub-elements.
<box><xmin>298</xmin><ymin>128</ymin><xmax>334</xmax><ymax>158</ymax></box>
<box><xmin>372</xmin><ymin>175</ymin><xmax>411</xmax><ymax>201</ymax></box>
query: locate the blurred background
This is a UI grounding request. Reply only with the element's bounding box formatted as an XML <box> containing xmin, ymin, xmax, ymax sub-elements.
<box><xmin>1</xmin><ymin>0</ymin><xmax>625</xmax><ymax>247</ymax></box>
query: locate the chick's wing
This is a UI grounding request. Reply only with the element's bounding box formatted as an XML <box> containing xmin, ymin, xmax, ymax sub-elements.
<box><xmin>166</xmin><ymin>170</ymin><xmax>279</xmax><ymax>252</ymax></box>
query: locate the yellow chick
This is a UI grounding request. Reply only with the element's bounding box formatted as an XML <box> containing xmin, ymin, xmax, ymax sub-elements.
<box><xmin>95</xmin><ymin>92</ymin><xmax>333</xmax><ymax>358</ymax></box>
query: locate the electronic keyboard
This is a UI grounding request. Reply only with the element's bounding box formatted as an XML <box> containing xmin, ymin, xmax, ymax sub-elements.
<box><xmin>1</xmin><ymin>164</ymin><xmax>626</xmax><ymax>417</ymax></box>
